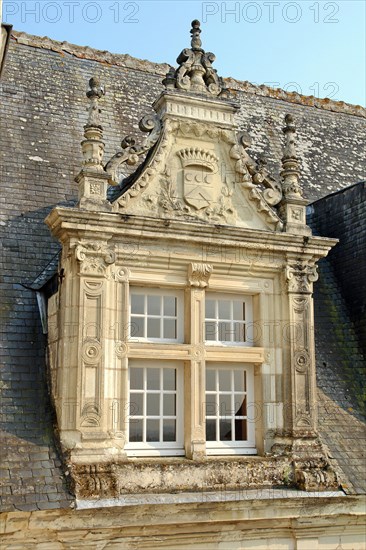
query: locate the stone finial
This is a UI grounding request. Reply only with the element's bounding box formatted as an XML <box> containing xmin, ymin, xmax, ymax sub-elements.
<box><xmin>81</xmin><ymin>77</ymin><xmax>105</xmax><ymax>171</ymax></box>
<box><xmin>85</xmin><ymin>77</ymin><xmax>105</xmax><ymax>128</ymax></box>
<box><xmin>75</xmin><ymin>77</ymin><xmax>111</xmax><ymax>211</ymax></box>
<box><xmin>163</xmin><ymin>19</ymin><xmax>222</xmax><ymax>96</ymax></box>
<box><xmin>281</xmin><ymin>114</ymin><xmax>302</xmax><ymax>199</ymax></box>
<box><xmin>190</xmin><ymin>19</ymin><xmax>202</xmax><ymax>49</ymax></box>
<box><xmin>279</xmin><ymin>114</ymin><xmax>311</xmax><ymax>235</ymax></box>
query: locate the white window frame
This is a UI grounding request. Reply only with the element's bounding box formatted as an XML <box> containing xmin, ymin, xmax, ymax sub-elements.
<box><xmin>205</xmin><ymin>362</ymin><xmax>256</xmax><ymax>455</ymax></box>
<box><xmin>125</xmin><ymin>360</ymin><xmax>185</xmax><ymax>457</ymax></box>
<box><xmin>129</xmin><ymin>288</ymin><xmax>184</xmax><ymax>343</ymax></box>
<box><xmin>205</xmin><ymin>292</ymin><xmax>253</xmax><ymax>346</ymax></box>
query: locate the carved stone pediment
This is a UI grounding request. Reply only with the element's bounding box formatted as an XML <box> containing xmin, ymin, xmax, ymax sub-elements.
<box><xmin>112</xmin><ymin>113</ymin><xmax>282</xmax><ymax>231</ymax></box>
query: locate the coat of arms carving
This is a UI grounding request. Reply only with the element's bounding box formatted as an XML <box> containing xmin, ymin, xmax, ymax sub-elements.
<box><xmin>178</xmin><ymin>147</ymin><xmax>219</xmax><ymax>210</ymax></box>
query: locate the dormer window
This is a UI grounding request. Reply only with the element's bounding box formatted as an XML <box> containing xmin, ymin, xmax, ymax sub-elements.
<box><xmin>205</xmin><ymin>294</ymin><xmax>253</xmax><ymax>345</ymax></box>
<box><xmin>129</xmin><ymin>289</ymin><xmax>184</xmax><ymax>343</ymax></box>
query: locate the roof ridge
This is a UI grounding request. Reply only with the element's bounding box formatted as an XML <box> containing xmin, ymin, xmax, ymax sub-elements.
<box><xmin>11</xmin><ymin>30</ymin><xmax>365</xmax><ymax>119</ymax></box>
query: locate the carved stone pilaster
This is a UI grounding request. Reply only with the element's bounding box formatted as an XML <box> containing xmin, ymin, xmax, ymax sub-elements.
<box><xmin>188</xmin><ymin>263</ymin><xmax>213</xmax><ymax>288</ymax></box>
<box><xmin>75</xmin><ymin>241</ymin><xmax>116</xmax><ymax>278</ymax></box>
<box><xmin>286</xmin><ymin>261</ymin><xmax>318</xmax><ymax>294</ymax></box>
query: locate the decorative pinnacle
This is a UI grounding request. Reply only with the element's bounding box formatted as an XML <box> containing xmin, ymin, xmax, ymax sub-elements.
<box><xmin>190</xmin><ymin>19</ymin><xmax>202</xmax><ymax>50</ymax></box>
<box><xmin>282</xmin><ymin>114</ymin><xmax>297</xmax><ymax>160</ymax></box>
<box><xmin>85</xmin><ymin>77</ymin><xmax>105</xmax><ymax>128</ymax></box>
<box><xmin>281</xmin><ymin>114</ymin><xmax>303</xmax><ymax>199</ymax></box>
<box><xmin>163</xmin><ymin>19</ymin><xmax>222</xmax><ymax>96</ymax></box>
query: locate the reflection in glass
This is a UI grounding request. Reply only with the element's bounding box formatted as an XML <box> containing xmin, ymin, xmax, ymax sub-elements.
<box><xmin>219</xmin><ymin>370</ymin><xmax>231</xmax><ymax>391</ymax></box>
<box><xmin>163</xmin><ymin>296</ymin><xmax>176</xmax><ymax>316</ymax></box>
<box><xmin>234</xmin><ymin>370</ymin><xmax>244</xmax><ymax>392</ymax></box>
<box><xmin>163</xmin><ymin>369</ymin><xmax>176</xmax><ymax>391</ymax></box>
<box><xmin>129</xmin><ymin>419</ymin><xmax>143</xmax><ymax>442</ymax></box>
<box><xmin>219</xmin><ymin>394</ymin><xmax>232</xmax><ymax>417</ymax></box>
<box><xmin>147</xmin><ymin>317</ymin><xmax>160</xmax><ymax>338</ymax></box>
<box><xmin>147</xmin><ymin>393</ymin><xmax>160</xmax><ymax>416</ymax></box>
<box><xmin>220</xmin><ymin>419</ymin><xmax>232</xmax><ymax>441</ymax></box>
<box><xmin>205</xmin><ymin>393</ymin><xmax>217</xmax><ymax>416</ymax></box>
<box><xmin>163</xmin><ymin>419</ymin><xmax>176</xmax><ymax>441</ymax></box>
<box><xmin>205</xmin><ymin>321</ymin><xmax>216</xmax><ymax>341</ymax></box>
<box><xmin>163</xmin><ymin>394</ymin><xmax>176</xmax><ymax>416</ymax></box>
<box><xmin>206</xmin><ymin>419</ymin><xmax>216</xmax><ymax>441</ymax></box>
<box><xmin>130</xmin><ymin>316</ymin><xmax>144</xmax><ymax>338</ymax></box>
<box><xmin>219</xmin><ymin>321</ymin><xmax>232</xmax><ymax>341</ymax></box>
<box><xmin>147</xmin><ymin>295</ymin><xmax>160</xmax><ymax>315</ymax></box>
<box><xmin>233</xmin><ymin>300</ymin><xmax>245</xmax><ymax>321</ymax></box>
<box><xmin>146</xmin><ymin>419</ymin><xmax>160</xmax><ymax>441</ymax></box>
<box><xmin>146</xmin><ymin>368</ymin><xmax>160</xmax><ymax>390</ymax></box>
<box><xmin>164</xmin><ymin>318</ymin><xmax>176</xmax><ymax>339</ymax></box>
<box><xmin>130</xmin><ymin>367</ymin><xmax>143</xmax><ymax>390</ymax></box>
<box><xmin>233</xmin><ymin>322</ymin><xmax>245</xmax><ymax>342</ymax></box>
<box><xmin>206</xmin><ymin>369</ymin><xmax>216</xmax><ymax>391</ymax></box>
<box><xmin>205</xmin><ymin>300</ymin><xmax>215</xmax><ymax>318</ymax></box>
<box><xmin>131</xmin><ymin>294</ymin><xmax>144</xmax><ymax>314</ymax></box>
<box><xmin>235</xmin><ymin>419</ymin><xmax>247</xmax><ymax>440</ymax></box>
<box><xmin>218</xmin><ymin>300</ymin><xmax>231</xmax><ymax>319</ymax></box>
<box><xmin>235</xmin><ymin>396</ymin><xmax>246</xmax><ymax>417</ymax></box>
<box><xmin>129</xmin><ymin>393</ymin><xmax>143</xmax><ymax>416</ymax></box>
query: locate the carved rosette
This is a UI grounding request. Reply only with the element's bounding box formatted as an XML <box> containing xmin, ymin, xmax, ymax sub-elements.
<box><xmin>286</xmin><ymin>262</ymin><xmax>318</xmax><ymax>294</ymax></box>
<box><xmin>75</xmin><ymin>241</ymin><xmax>116</xmax><ymax>277</ymax></box>
<box><xmin>188</xmin><ymin>263</ymin><xmax>213</xmax><ymax>288</ymax></box>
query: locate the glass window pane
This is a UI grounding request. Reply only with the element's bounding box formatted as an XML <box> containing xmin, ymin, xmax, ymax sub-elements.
<box><xmin>147</xmin><ymin>368</ymin><xmax>160</xmax><ymax>390</ymax></box>
<box><xmin>163</xmin><ymin>318</ymin><xmax>176</xmax><ymax>339</ymax></box>
<box><xmin>205</xmin><ymin>300</ymin><xmax>215</xmax><ymax>319</ymax></box>
<box><xmin>130</xmin><ymin>317</ymin><xmax>144</xmax><ymax>338</ymax></box>
<box><xmin>163</xmin><ymin>368</ymin><xmax>176</xmax><ymax>391</ymax></box>
<box><xmin>131</xmin><ymin>294</ymin><xmax>144</xmax><ymax>314</ymax></box>
<box><xmin>205</xmin><ymin>321</ymin><xmax>216</xmax><ymax>341</ymax></box>
<box><xmin>218</xmin><ymin>300</ymin><xmax>231</xmax><ymax>319</ymax></box>
<box><xmin>163</xmin><ymin>419</ymin><xmax>176</xmax><ymax>442</ymax></box>
<box><xmin>147</xmin><ymin>393</ymin><xmax>160</xmax><ymax>416</ymax></box>
<box><xmin>235</xmin><ymin>396</ymin><xmax>246</xmax><ymax>417</ymax></box>
<box><xmin>129</xmin><ymin>393</ymin><xmax>143</xmax><ymax>416</ymax></box>
<box><xmin>233</xmin><ymin>322</ymin><xmax>245</xmax><ymax>342</ymax></box>
<box><xmin>147</xmin><ymin>317</ymin><xmax>161</xmax><ymax>338</ymax></box>
<box><xmin>163</xmin><ymin>394</ymin><xmax>176</xmax><ymax>416</ymax></box>
<box><xmin>206</xmin><ymin>419</ymin><xmax>216</xmax><ymax>441</ymax></box>
<box><xmin>233</xmin><ymin>300</ymin><xmax>244</xmax><ymax>321</ymax></box>
<box><xmin>205</xmin><ymin>393</ymin><xmax>217</xmax><ymax>416</ymax></box>
<box><xmin>219</xmin><ymin>394</ymin><xmax>232</xmax><ymax>417</ymax></box>
<box><xmin>220</xmin><ymin>419</ymin><xmax>232</xmax><ymax>441</ymax></box>
<box><xmin>234</xmin><ymin>370</ymin><xmax>244</xmax><ymax>392</ymax></box>
<box><xmin>218</xmin><ymin>370</ymin><xmax>231</xmax><ymax>392</ymax></box>
<box><xmin>206</xmin><ymin>370</ymin><xmax>216</xmax><ymax>391</ymax></box>
<box><xmin>163</xmin><ymin>296</ymin><xmax>176</xmax><ymax>316</ymax></box>
<box><xmin>130</xmin><ymin>367</ymin><xmax>143</xmax><ymax>390</ymax></box>
<box><xmin>218</xmin><ymin>321</ymin><xmax>232</xmax><ymax>341</ymax></box>
<box><xmin>129</xmin><ymin>418</ymin><xmax>143</xmax><ymax>442</ymax></box>
<box><xmin>146</xmin><ymin>419</ymin><xmax>160</xmax><ymax>442</ymax></box>
<box><xmin>235</xmin><ymin>418</ymin><xmax>247</xmax><ymax>441</ymax></box>
<box><xmin>147</xmin><ymin>295</ymin><xmax>160</xmax><ymax>315</ymax></box>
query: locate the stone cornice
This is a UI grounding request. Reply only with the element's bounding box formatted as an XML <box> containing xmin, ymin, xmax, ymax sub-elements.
<box><xmin>45</xmin><ymin>207</ymin><xmax>338</xmax><ymax>259</ymax></box>
<box><xmin>11</xmin><ymin>31</ymin><xmax>365</xmax><ymax>119</ymax></box>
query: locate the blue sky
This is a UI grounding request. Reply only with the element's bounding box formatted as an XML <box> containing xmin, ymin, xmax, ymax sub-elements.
<box><xmin>2</xmin><ymin>0</ymin><xmax>365</xmax><ymax>106</ymax></box>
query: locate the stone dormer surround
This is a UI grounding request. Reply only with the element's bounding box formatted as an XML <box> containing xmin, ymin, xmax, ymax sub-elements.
<box><xmin>46</xmin><ymin>21</ymin><xmax>340</xmax><ymax>502</ymax></box>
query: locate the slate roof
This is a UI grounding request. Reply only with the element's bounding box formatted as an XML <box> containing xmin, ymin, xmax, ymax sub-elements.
<box><xmin>0</xmin><ymin>33</ymin><xmax>365</xmax><ymax>512</ymax></box>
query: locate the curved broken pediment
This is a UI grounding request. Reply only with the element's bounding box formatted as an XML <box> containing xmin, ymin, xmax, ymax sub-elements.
<box><xmin>112</xmin><ymin>115</ymin><xmax>283</xmax><ymax>231</ymax></box>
